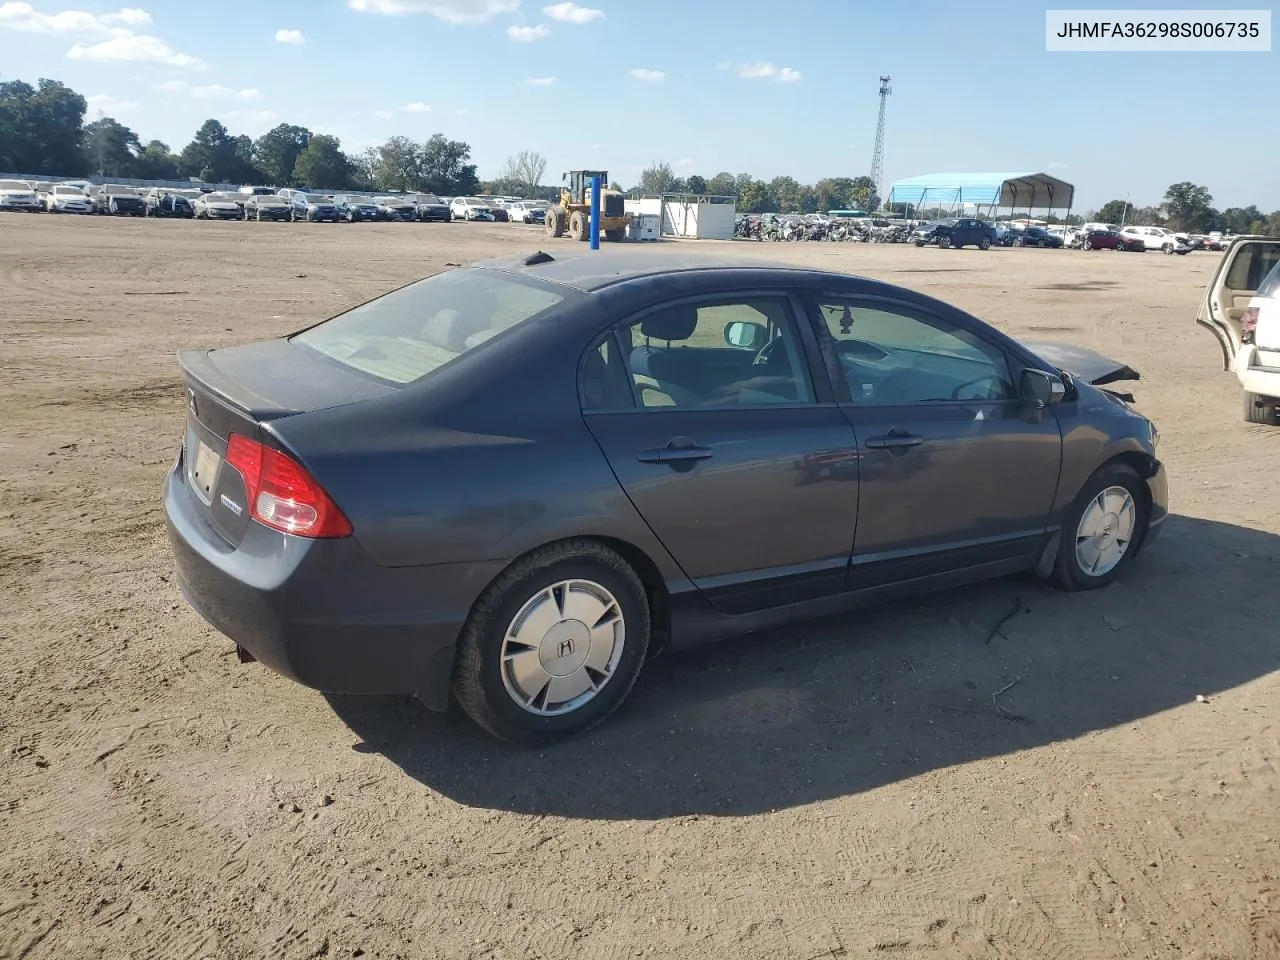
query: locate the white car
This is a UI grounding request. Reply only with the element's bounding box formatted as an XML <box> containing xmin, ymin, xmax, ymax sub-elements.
<box><xmin>449</xmin><ymin>196</ymin><xmax>493</xmax><ymax>221</ymax></box>
<box><xmin>193</xmin><ymin>192</ymin><xmax>244</xmax><ymax>220</ymax></box>
<box><xmin>44</xmin><ymin>184</ymin><xmax>95</xmax><ymax>214</ymax></box>
<box><xmin>0</xmin><ymin>179</ymin><xmax>43</xmax><ymax>212</ymax></box>
<box><xmin>1197</xmin><ymin>236</ymin><xmax>1280</xmax><ymax>424</ymax></box>
<box><xmin>1121</xmin><ymin>225</ymin><xmax>1189</xmax><ymax>255</ymax></box>
<box><xmin>506</xmin><ymin>200</ymin><xmax>548</xmax><ymax>224</ymax></box>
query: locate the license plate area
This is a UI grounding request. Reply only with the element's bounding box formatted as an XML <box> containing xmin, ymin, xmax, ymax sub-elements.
<box><xmin>188</xmin><ymin>431</ymin><xmax>222</xmax><ymax>505</ymax></box>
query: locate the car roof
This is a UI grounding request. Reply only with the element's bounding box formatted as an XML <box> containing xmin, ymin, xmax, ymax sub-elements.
<box><xmin>474</xmin><ymin>248</ymin><xmax>851</xmax><ymax>294</ymax></box>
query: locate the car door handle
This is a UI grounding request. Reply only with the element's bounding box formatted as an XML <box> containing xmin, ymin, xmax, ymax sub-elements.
<box><xmin>636</xmin><ymin>437</ymin><xmax>714</xmax><ymax>464</ymax></box>
<box><xmin>864</xmin><ymin>433</ymin><xmax>923</xmax><ymax>449</ymax></box>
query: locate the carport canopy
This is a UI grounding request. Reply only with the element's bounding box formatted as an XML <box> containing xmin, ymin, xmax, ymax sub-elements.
<box><xmin>888</xmin><ymin>172</ymin><xmax>1075</xmax><ymax>212</ymax></box>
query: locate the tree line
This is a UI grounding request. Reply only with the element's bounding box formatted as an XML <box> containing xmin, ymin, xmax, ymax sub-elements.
<box><xmin>0</xmin><ymin>76</ymin><xmax>481</xmax><ymax>195</ymax></box>
<box><xmin>635</xmin><ymin>161</ymin><xmax>880</xmax><ymax>213</ymax></box>
<box><xmin>1092</xmin><ymin>182</ymin><xmax>1280</xmax><ymax>236</ymax></box>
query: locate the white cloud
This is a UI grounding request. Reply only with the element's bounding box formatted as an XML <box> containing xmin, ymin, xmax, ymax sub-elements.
<box><xmin>1048</xmin><ymin>161</ymin><xmax>1070</xmax><ymax>170</ymax></box>
<box><xmin>630</xmin><ymin>67</ymin><xmax>664</xmax><ymax>82</ymax></box>
<box><xmin>373</xmin><ymin>109</ymin><xmax>394</xmax><ymax>118</ymax></box>
<box><xmin>222</xmin><ymin>109</ymin><xmax>278</xmax><ymax>134</ymax></box>
<box><xmin>0</xmin><ymin>2</ymin><xmax>131</xmax><ymax>36</ymax></box>
<box><xmin>402</xmin><ymin>101</ymin><xmax>430</xmax><ymax>112</ymax></box>
<box><xmin>716</xmin><ymin>60</ymin><xmax>731</xmax><ymax>70</ymax></box>
<box><xmin>454</xmin><ymin>108</ymin><xmax>469</xmax><ymax>114</ymax></box>
<box><xmin>104</xmin><ymin>7</ymin><xmax>149</xmax><ymax>25</ymax></box>
<box><xmin>542</xmin><ymin>1</ymin><xmax>602</xmax><ymax>23</ymax></box>
<box><xmin>347</xmin><ymin>0</ymin><xmax>520</xmax><ymax>22</ymax></box>
<box><xmin>274</xmin><ymin>27</ymin><xmax>305</xmax><ymax>43</ymax></box>
<box><xmin>523</xmin><ymin>75</ymin><xmax>556</xmax><ymax>86</ymax></box>
<box><xmin>153</xmin><ymin>79</ymin><xmax>187</xmax><ymax>92</ymax></box>
<box><xmin>507</xmin><ymin>23</ymin><xmax>550</xmax><ymax>41</ymax></box>
<box><xmin>67</xmin><ymin>33</ymin><xmax>205</xmax><ymax>69</ymax></box>
<box><xmin>736</xmin><ymin>61</ymin><xmax>801</xmax><ymax>83</ymax></box>
<box><xmin>190</xmin><ymin>84</ymin><xmax>262</xmax><ymax>100</ymax></box>
<box><xmin>0</xmin><ymin>4</ymin><xmax>202</xmax><ymax>70</ymax></box>
<box><xmin>673</xmin><ymin>157</ymin><xmax>695</xmax><ymax>173</ymax></box>
<box><xmin>86</xmin><ymin>93</ymin><xmax>139</xmax><ymax>113</ymax></box>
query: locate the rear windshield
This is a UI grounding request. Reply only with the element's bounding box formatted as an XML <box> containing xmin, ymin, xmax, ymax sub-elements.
<box><xmin>1258</xmin><ymin>260</ymin><xmax>1280</xmax><ymax>299</ymax></box>
<box><xmin>291</xmin><ymin>268</ymin><xmax>564</xmax><ymax>385</ymax></box>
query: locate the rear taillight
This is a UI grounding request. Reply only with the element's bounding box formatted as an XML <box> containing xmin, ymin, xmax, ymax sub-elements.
<box><xmin>1242</xmin><ymin>307</ymin><xmax>1259</xmax><ymax>343</ymax></box>
<box><xmin>224</xmin><ymin>434</ymin><xmax>352</xmax><ymax>538</ymax></box>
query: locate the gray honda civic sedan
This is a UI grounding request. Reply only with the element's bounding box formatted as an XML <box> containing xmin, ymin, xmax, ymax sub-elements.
<box><xmin>164</xmin><ymin>249</ymin><xmax>1167</xmax><ymax>744</ymax></box>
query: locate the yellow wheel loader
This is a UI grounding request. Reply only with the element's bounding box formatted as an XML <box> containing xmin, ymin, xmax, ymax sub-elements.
<box><xmin>544</xmin><ymin>170</ymin><xmax>632</xmax><ymax>242</ymax></box>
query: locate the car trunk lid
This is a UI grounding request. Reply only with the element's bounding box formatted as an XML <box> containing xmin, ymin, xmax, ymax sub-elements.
<box><xmin>178</xmin><ymin>339</ymin><xmax>394</xmax><ymax>546</ymax></box>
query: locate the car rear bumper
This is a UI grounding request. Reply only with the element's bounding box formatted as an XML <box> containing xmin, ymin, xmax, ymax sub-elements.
<box><xmin>1236</xmin><ymin>345</ymin><xmax>1280</xmax><ymax>399</ymax></box>
<box><xmin>164</xmin><ymin>460</ymin><xmax>502</xmax><ymax>709</ymax></box>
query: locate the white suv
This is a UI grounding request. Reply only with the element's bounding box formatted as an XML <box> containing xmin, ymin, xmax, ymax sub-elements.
<box><xmin>1197</xmin><ymin>237</ymin><xmax>1280</xmax><ymax>424</ymax></box>
<box><xmin>1121</xmin><ymin>225</ymin><xmax>1189</xmax><ymax>255</ymax></box>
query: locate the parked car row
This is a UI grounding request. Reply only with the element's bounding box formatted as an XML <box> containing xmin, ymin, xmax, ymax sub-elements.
<box><xmin>1</xmin><ymin>178</ymin><xmax>560</xmax><ymax>227</ymax></box>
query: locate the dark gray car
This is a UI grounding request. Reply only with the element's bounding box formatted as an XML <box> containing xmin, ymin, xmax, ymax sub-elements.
<box><xmin>164</xmin><ymin>250</ymin><xmax>1167</xmax><ymax>744</ymax></box>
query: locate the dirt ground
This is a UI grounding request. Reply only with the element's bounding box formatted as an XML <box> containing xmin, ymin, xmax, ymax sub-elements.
<box><xmin>2</xmin><ymin>215</ymin><xmax>1278</xmax><ymax>960</ymax></box>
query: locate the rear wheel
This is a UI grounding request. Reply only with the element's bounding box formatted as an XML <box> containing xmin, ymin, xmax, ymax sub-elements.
<box><xmin>978</xmin><ymin>236</ymin><xmax>991</xmax><ymax>250</ymax></box>
<box><xmin>452</xmin><ymin>540</ymin><xmax>650</xmax><ymax>745</ymax></box>
<box><xmin>1050</xmin><ymin>464</ymin><xmax>1146</xmax><ymax>591</ymax></box>
<box><xmin>545</xmin><ymin>208</ymin><xmax>564</xmax><ymax>238</ymax></box>
<box><xmin>1244</xmin><ymin>391</ymin><xmax>1277</xmax><ymax>424</ymax></box>
<box><xmin>938</xmin><ymin>235</ymin><xmax>953</xmax><ymax>249</ymax></box>
<box><xmin>605</xmin><ymin>227</ymin><xmax>626</xmax><ymax>242</ymax></box>
<box><xmin>569</xmin><ymin>210</ymin><xmax>589</xmax><ymax>241</ymax></box>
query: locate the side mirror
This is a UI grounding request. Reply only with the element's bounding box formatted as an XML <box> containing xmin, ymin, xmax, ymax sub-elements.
<box><xmin>1020</xmin><ymin>368</ymin><xmax>1066</xmax><ymax>407</ymax></box>
<box><xmin>724</xmin><ymin>320</ymin><xmax>767</xmax><ymax>350</ymax></box>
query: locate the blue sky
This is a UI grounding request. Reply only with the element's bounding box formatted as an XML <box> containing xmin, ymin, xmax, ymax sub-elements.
<box><xmin>1</xmin><ymin>0</ymin><xmax>1276</xmax><ymax>211</ymax></box>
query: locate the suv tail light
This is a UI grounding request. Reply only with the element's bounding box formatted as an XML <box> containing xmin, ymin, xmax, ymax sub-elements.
<box><xmin>1242</xmin><ymin>306</ymin><xmax>1259</xmax><ymax>343</ymax></box>
<box><xmin>224</xmin><ymin>434</ymin><xmax>352</xmax><ymax>538</ymax></box>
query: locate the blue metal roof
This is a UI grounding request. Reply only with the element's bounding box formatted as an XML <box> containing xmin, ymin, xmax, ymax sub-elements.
<box><xmin>888</xmin><ymin>172</ymin><xmax>1074</xmax><ymax>209</ymax></box>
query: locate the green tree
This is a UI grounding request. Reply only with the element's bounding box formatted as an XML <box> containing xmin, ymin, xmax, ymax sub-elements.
<box><xmin>1094</xmin><ymin>199</ymin><xmax>1132</xmax><ymax>224</ymax></box>
<box><xmin>83</xmin><ymin>117</ymin><xmax>142</xmax><ymax>177</ymax></box>
<box><xmin>135</xmin><ymin>140</ymin><xmax>180</xmax><ymax>179</ymax></box>
<box><xmin>179</xmin><ymin>119</ymin><xmax>241</xmax><ymax>182</ymax></box>
<box><xmin>1220</xmin><ymin>205</ymin><xmax>1264</xmax><ymax>234</ymax></box>
<box><xmin>0</xmin><ymin>78</ymin><xmax>87</xmax><ymax>173</ymax></box>
<box><xmin>373</xmin><ymin>136</ymin><xmax>421</xmax><ymax>191</ymax></box>
<box><xmin>847</xmin><ymin>175</ymin><xmax>876</xmax><ymax>210</ymax></box>
<box><xmin>1163</xmin><ymin>181</ymin><xmax>1215</xmax><ymax>232</ymax></box>
<box><xmin>685</xmin><ymin>174</ymin><xmax>707</xmax><ymax>195</ymax></box>
<box><xmin>770</xmin><ymin>175</ymin><xmax>803</xmax><ymax>213</ymax></box>
<box><xmin>292</xmin><ymin>134</ymin><xmax>352</xmax><ymax>189</ymax></box>
<box><xmin>638</xmin><ymin>161</ymin><xmax>675</xmax><ymax>196</ymax></box>
<box><xmin>736</xmin><ymin>175</ymin><xmax>776</xmax><ymax>213</ymax></box>
<box><xmin>419</xmin><ymin>133</ymin><xmax>478</xmax><ymax>194</ymax></box>
<box><xmin>254</xmin><ymin>123</ymin><xmax>312</xmax><ymax>186</ymax></box>
<box><xmin>706</xmin><ymin>171</ymin><xmax>736</xmax><ymax>196</ymax></box>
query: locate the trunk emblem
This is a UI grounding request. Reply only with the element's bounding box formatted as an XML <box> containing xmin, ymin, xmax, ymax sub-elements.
<box><xmin>219</xmin><ymin>494</ymin><xmax>243</xmax><ymax>516</ymax></box>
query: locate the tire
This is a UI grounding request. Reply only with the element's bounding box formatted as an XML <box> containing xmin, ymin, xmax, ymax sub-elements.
<box><xmin>1083</xmin><ymin>239</ymin><xmax>1094</xmax><ymax>251</ymax></box>
<box><xmin>1116</xmin><ymin>241</ymin><xmax>1127</xmax><ymax>252</ymax></box>
<box><xmin>979</xmin><ymin>237</ymin><xmax>992</xmax><ymax>250</ymax></box>
<box><xmin>545</xmin><ymin>208</ymin><xmax>564</xmax><ymax>238</ymax></box>
<box><xmin>1038</xmin><ymin>239</ymin><xmax>1048</xmax><ymax>248</ymax></box>
<box><xmin>1243</xmin><ymin>391</ymin><xmax>1277</xmax><ymax>424</ymax></box>
<box><xmin>1050</xmin><ymin>463</ymin><xmax>1147</xmax><ymax>591</ymax></box>
<box><xmin>1163</xmin><ymin>243</ymin><xmax>1174</xmax><ymax>255</ymax></box>
<box><xmin>914</xmin><ymin>240</ymin><xmax>925</xmax><ymax>247</ymax></box>
<box><xmin>569</xmin><ymin>210</ymin><xmax>589</xmax><ymax>241</ymax></box>
<box><xmin>452</xmin><ymin>540</ymin><xmax>651</xmax><ymax>745</ymax></box>
<box><xmin>605</xmin><ymin>227</ymin><xmax>626</xmax><ymax>242</ymax></box>
<box><xmin>938</xmin><ymin>235</ymin><xmax>953</xmax><ymax>249</ymax></box>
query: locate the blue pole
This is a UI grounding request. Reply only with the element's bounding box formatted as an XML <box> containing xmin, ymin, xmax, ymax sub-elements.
<box><xmin>589</xmin><ymin>174</ymin><xmax>601</xmax><ymax>250</ymax></box>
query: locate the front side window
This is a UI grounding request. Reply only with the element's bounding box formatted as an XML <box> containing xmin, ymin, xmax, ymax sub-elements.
<box><xmin>621</xmin><ymin>296</ymin><xmax>814</xmax><ymax>408</ymax></box>
<box><xmin>814</xmin><ymin>299</ymin><xmax>1015</xmax><ymax>404</ymax></box>
<box><xmin>293</xmin><ymin>268</ymin><xmax>563</xmax><ymax>385</ymax></box>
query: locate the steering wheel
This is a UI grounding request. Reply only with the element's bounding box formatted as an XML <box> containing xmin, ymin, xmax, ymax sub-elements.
<box><xmin>752</xmin><ymin>337</ymin><xmax>783</xmax><ymax>367</ymax></box>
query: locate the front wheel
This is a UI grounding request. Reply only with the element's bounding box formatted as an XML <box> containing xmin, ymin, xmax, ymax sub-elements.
<box><xmin>978</xmin><ymin>237</ymin><xmax>991</xmax><ymax>250</ymax></box>
<box><xmin>938</xmin><ymin>235</ymin><xmax>953</xmax><ymax>249</ymax></box>
<box><xmin>1050</xmin><ymin>464</ymin><xmax>1146</xmax><ymax>591</ymax></box>
<box><xmin>452</xmin><ymin>540</ymin><xmax>650</xmax><ymax>744</ymax></box>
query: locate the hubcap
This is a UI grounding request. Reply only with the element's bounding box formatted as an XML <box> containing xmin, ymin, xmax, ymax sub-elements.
<box><xmin>1075</xmin><ymin>485</ymin><xmax>1137</xmax><ymax>577</ymax></box>
<box><xmin>500</xmin><ymin>579</ymin><xmax>625</xmax><ymax>716</ymax></box>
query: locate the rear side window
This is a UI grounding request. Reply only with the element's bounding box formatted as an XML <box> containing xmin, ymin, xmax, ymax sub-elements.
<box><xmin>1257</xmin><ymin>260</ymin><xmax>1280</xmax><ymax>299</ymax></box>
<box><xmin>292</xmin><ymin>269</ymin><xmax>563</xmax><ymax>385</ymax></box>
<box><xmin>1225</xmin><ymin>242</ymin><xmax>1280</xmax><ymax>291</ymax></box>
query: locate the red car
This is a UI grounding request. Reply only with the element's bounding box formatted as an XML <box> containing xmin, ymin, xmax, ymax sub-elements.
<box><xmin>1081</xmin><ymin>229</ymin><xmax>1144</xmax><ymax>252</ymax></box>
